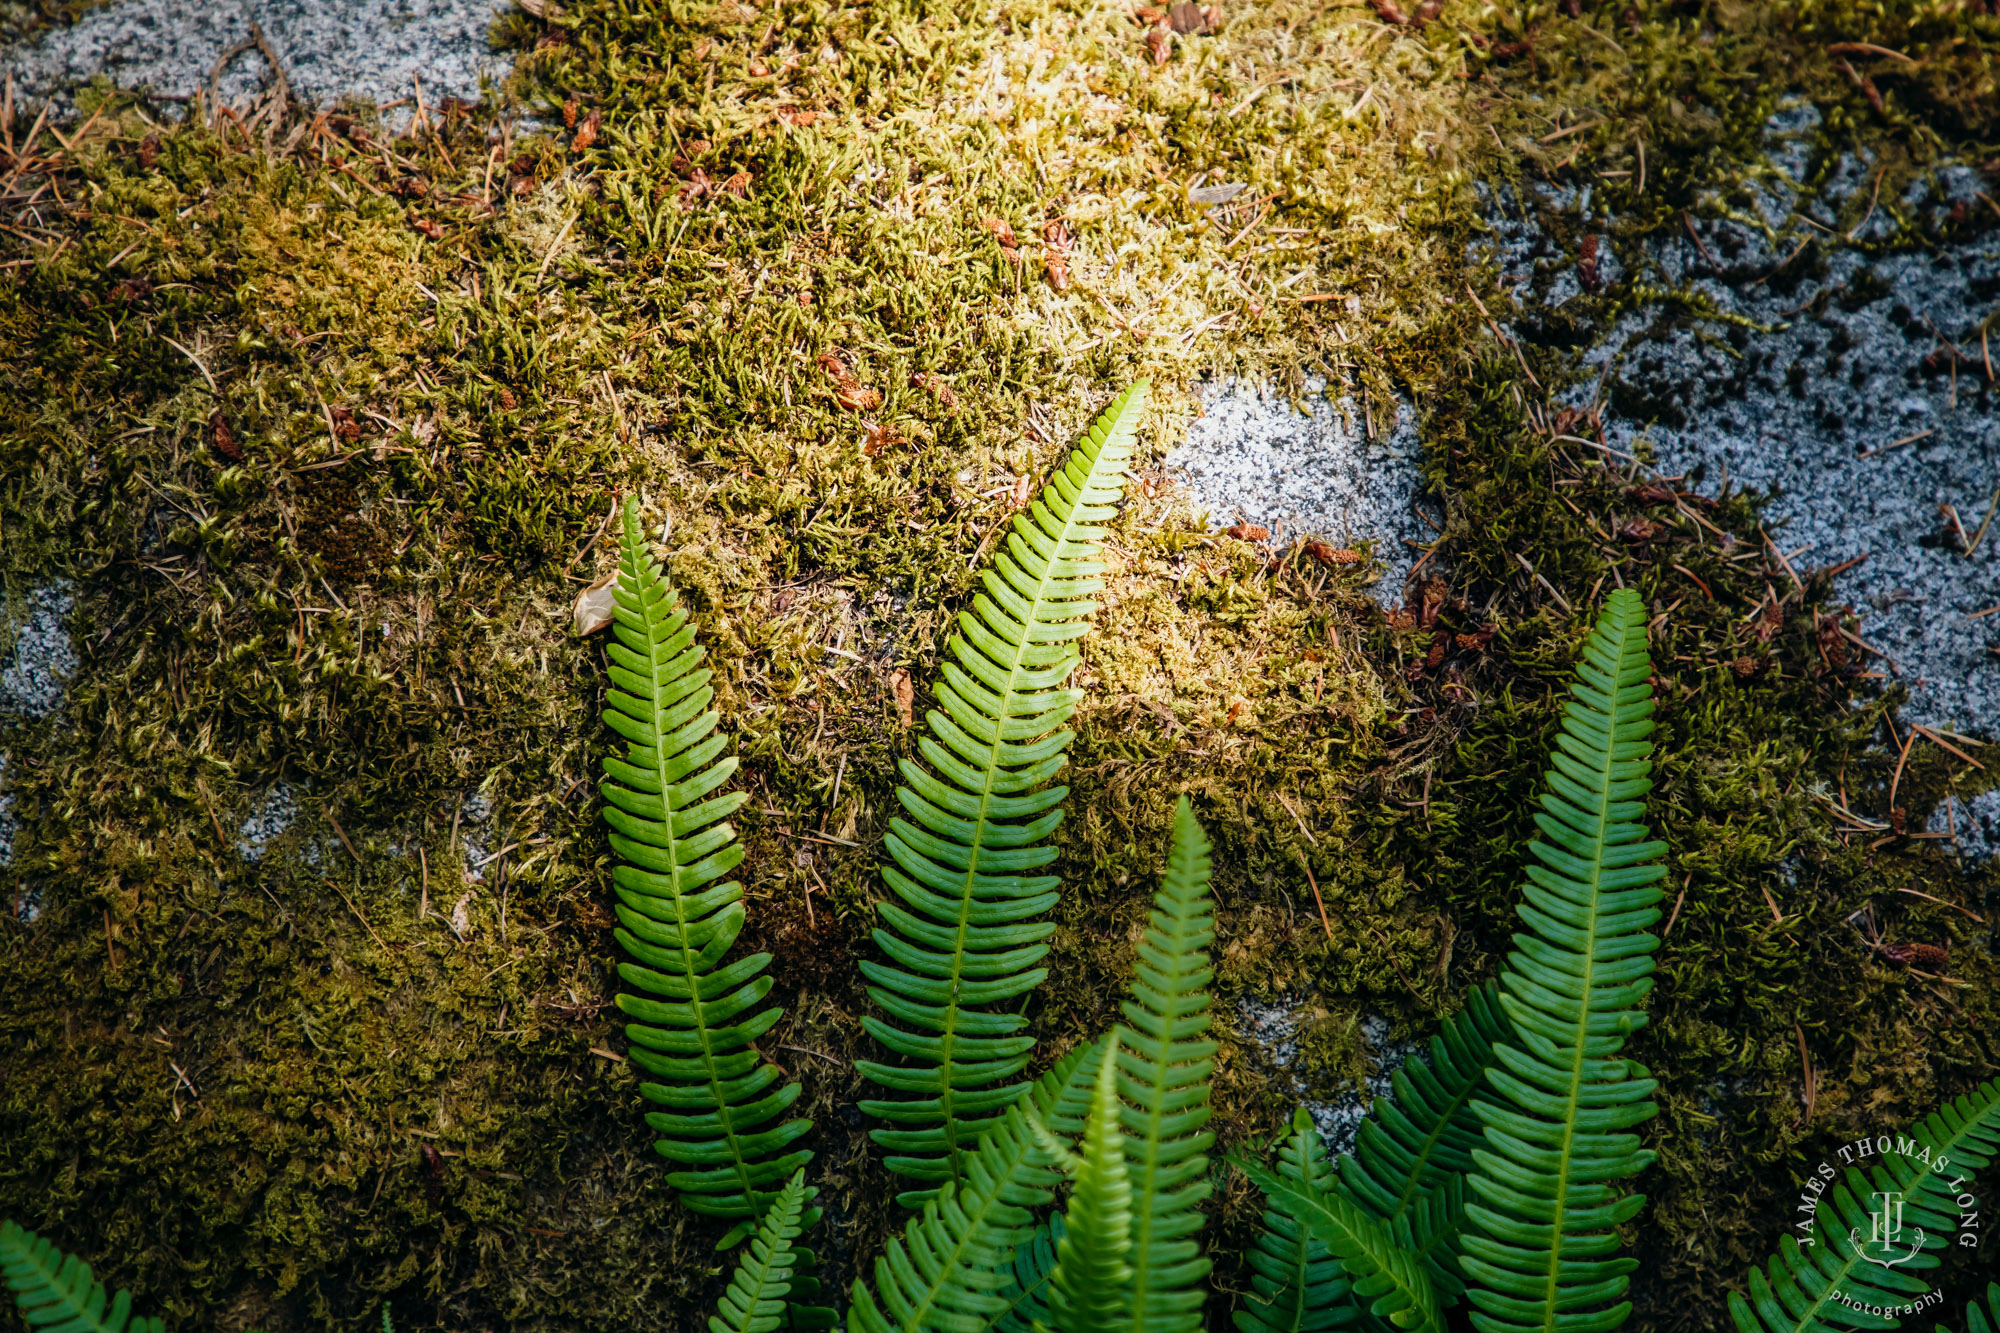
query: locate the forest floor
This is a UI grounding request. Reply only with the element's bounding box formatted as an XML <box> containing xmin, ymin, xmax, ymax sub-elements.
<box><xmin>1</xmin><ymin>2</ymin><xmax>1997</xmax><ymax>1331</ymax></box>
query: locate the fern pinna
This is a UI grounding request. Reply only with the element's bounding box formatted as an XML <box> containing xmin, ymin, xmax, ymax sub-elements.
<box><xmin>1236</xmin><ymin>1109</ymin><xmax>1355</xmax><ymax>1333</ymax></box>
<box><xmin>0</xmin><ymin>1222</ymin><xmax>163</xmax><ymax>1333</ymax></box>
<box><xmin>858</xmin><ymin>381</ymin><xmax>1149</xmax><ymax>1202</ymax></box>
<box><xmin>599</xmin><ymin>495</ymin><xmax>811</xmax><ymax>1234</ymax></box>
<box><xmin>1729</xmin><ymin>1078</ymin><xmax>2000</xmax><ymax>1333</ymax></box>
<box><xmin>1460</xmin><ymin>585</ymin><xmax>1666</xmax><ymax>1333</ymax></box>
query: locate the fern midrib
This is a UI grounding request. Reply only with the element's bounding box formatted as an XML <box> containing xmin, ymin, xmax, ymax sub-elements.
<box><xmin>1540</xmin><ymin>641</ymin><xmax>1629</xmax><ymax>1331</ymax></box>
<box><xmin>931</xmin><ymin>479</ymin><xmax>1096</xmax><ymax>1186</ymax></box>
<box><xmin>637</xmin><ymin>573</ymin><xmax>759</xmax><ymax>1210</ymax></box>
<box><xmin>1128</xmin><ymin>973</ymin><xmax>1194</xmax><ymax>1331</ymax></box>
<box><xmin>1385</xmin><ymin>1069</ymin><xmax>1482</xmax><ymax>1221</ymax></box>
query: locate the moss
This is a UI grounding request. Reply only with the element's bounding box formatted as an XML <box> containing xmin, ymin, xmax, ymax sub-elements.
<box><xmin>1</xmin><ymin>1</ymin><xmax>1997</xmax><ymax>1331</ymax></box>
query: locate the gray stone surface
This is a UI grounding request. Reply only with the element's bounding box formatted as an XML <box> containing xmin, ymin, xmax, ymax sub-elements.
<box><xmin>1926</xmin><ymin>788</ymin><xmax>2000</xmax><ymax>864</ymax></box>
<box><xmin>0</xmin><ymin>582</ymin><xmax>76</xmax><ymax>719</ymax></box>
<box><xmin>1166</xmin><ymin>381</ymin><xmax>1434</xmax><ymax>608</ymax></box>
<box><xmin>237</xmin><ymin>783</ymin><xmax>298</xmax><ymax>861</ymax></box>
<box><xmin>0</xmin><ymin>752</ymin><xmax>14</xmax><ymax>871</ymax></box>
<box><xmin>1237</xmin><ymin>997</ymin><xmax>1421</xmax><ymax>1157</ymax></box>
<box><xmin>1474</xmin><ymin>102</ymin><xmax>1999</xmax><ymax>736</ymax></box>
<box><xmin>2</xmin><ymin>0</ymin><xmax>511</xmax><ymax>116</ymax></box>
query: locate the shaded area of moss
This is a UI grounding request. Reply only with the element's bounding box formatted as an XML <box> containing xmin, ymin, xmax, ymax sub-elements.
<box><xmin>0</xmin><ymin>1</ymin><xmax>1996</xmax><ymax>1331</ymax></box>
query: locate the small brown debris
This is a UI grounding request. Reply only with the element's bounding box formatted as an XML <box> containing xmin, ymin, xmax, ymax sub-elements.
<box><xmin>981</xmin><ymin>216</ymin><xmax>1018</xmax><ymax>249</ymax></box>
<box><xmin>138</xmin><ymin>132</ymin><xmax>161</xmax><ymax>171</ymax></box>
<box><xmin>497</xmin><ymin>387</ymin><xmax>517</xmax><ymax>411</ymax></box>
<box><xmin>1042</xmin><ymin>219</ymin><xmax>1072</xmax><ymax>289</ymax></box>
<box><xmin>209</xmin><ymin>409</ymin><xmax>242</xmax><ymax>461</ymax></box>
<box><xmin>888</xmin><ymin>669</ymin><xmax>915</xmax><ymax>729</ymax></box>
<box><xmin>1133</xmin><ymin>4</ymin><xmax>1167</xmax><ymax>22</ymax></box>
<box><xmin>1425</xmin><ymin>638</ymin><xmax>1448</xmax><ymax>670</ymax></box>
<box><xmin>1617</xmin><ymin>517</ymin><xmax>1665</xmax><ymax>542</ymax></box>
<box><xmin>412</xmin><ymin>216</ymin><xmax>445</xmax><ymax>240</ymax></box>
<box><xmin>1222</xmin><ymin>522</ymin><xmax>1270</xmax><ymax>542</ymax></box>
<box><xmin>1879</xmin><ymin>941</ymin><xmax>1950</xmax><ymax>969</ymax></box>
<box><xmin>1560</xmin><ymin>0</ymin><xmax>1580</xmax><ymax>13</ymax></box>
<box><xmin>777</xmin><ymin>107</ymin><xmax>819</xmax><ymax>127</ymax></box>
<box><xmin>393</xmin><ymin>175</ymin><xmax>429</xmax><ymax>198</ymax></box>
<box><xmin>837</xmin><ymin>384</ymin><xmax>884</xmax><ymax>412</ymax></box>
<box><xmin>1628</xmin><ymin>483</ymin><xmax>1677</xmax><ymax>505</ymax></box>
<box><xmin>747</xmin><ymin>60</ymin><xmax>770</xmax><ymax>77</ymax></box>
<box><xmin>1167</xmin><ymin>1</ymin><xmax>1208</xmax><ymax>32</ymax></box>
<box><xmin>1834</xmin><ymin>59</ymin><xmax>1885</xmax><ymax>115</ymax></box>
<box><xmin>1578</xmin><ymin>234</ymin><xmax>1602</xmax><ymax>293</ymax></box>
<box><xmin>722</xmin><ymin>170</ymin><xmax>752</xmax><ymax>197</ymax></box>
<box><xmin>1146</xmin><ymin>25</ymin><xmax>1172</xmax><ymax>63</ymax></box>
<box><xmin>508</xmin><ymin>152</ymin><xmax>536</xmax><ymax>176</ymax></box>
<box><xmin>562</xmin><ymin>97</ymin><xmax>578</xmax><ymax>129</ymax></box>
<box><xmin>1815</xmin><ymin>613</ymin><xmax>1850</xmax><ymax>670</ymax></box>
<box><xmin>572</xmin><ymin>108</ymin><xmax>601</xmax><ymax>153</ymax></box>
<box><xmin>1301</xmin><ymin>538</ymin><xmax>1362</xmax><ymax>566</ymax></box>
<box><xmin>329</xmin><ymin>405</ymin><xmax>363</xmax><ymax>442</ymax></box>
<box><xmin>1455</xmin><ymin>624</ymin><xmax>1497</xmax><ymax>652</ymax></box>
<box><xmin>1010</xmin><ymin>474</ymin><xmax>1033</xmax><ymax>510</ymax></box>
<box><xmin>108</xmin><ymin>277</ymin><xmax>153</xmax><ymax>302</ymax></box>
<box><xmin>910</xmin><ymin>371</ymin><xmax>960</xmax><ymax>410</ymax></box>
<box><xmin>1490</xmin><ymin>37</ymin><xmax>1534</xmax><ymax>58</ymax></box>
<box><xmin>1412</xmin><ymin>576</ymin><xmax>1449</xmax><ymax>629</ymax></box>
<box><xmin>1729</xmin><ymin>654</ymin><xmax>1763</xmax><ymax>679</ymax></box>
<box><xmin>860</xmin><ymin>422</ymin><xmax>903</xmax><ymax>457</ymax></box>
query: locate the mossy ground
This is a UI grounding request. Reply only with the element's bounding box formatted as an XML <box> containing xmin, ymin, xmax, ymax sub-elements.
<box><xmin>1</xmin><ymin>2</ymin><xmax>1997</xmax><ymax>1330</ymax></box>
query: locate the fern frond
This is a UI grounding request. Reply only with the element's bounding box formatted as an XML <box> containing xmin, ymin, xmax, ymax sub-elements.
<box><xmin>1729</xmin><ymin>1077</ymin><xmax>2000</xmax><ymax>1333</ymax></box>
<box><xmin>1047</xmin><ymin>1041</ymin><xmax>1137</xmax><ymax>1333</ymax></box>
<box><xmin>991</xmin><ymin>1216</ymin><xmax>1064</xmax><ymax>1333</ymax></box>
<box><xmin>1117</xmin><ymin>795</ymin><xmax>1218</xmax><ymax>1333</ymax></box>
<box><xmin>1235</xmin><ymin>1109</ymin><xmax>1357</xmax><ymax>1333</ymax></box>
<box><xmin>1343</xmin><ymin>981</ymin><xmax>1508</xmax><ymax>1228</ymax></box>
<box><xmin>0</xmin><ymin>1221</ymin><xmax>165</xmax><ymax>1333</ymax></box>
<box><xmin>1461</xmin><ymin>587</ymin><xmax>1665</xmax><ymax>1333</ymax></box>
<box><xmin>1233</xmin><ymin>1156</ymin><xmax>1443</xmax><ymax>1333</ymax></box>
<box><xmin>600</xmin><ymin>496</ymin><xmax>811</xmax><ymax>1226</ymax></box>
<box><xmin>847</xmin><ymin>1037</ymin><xmax>1110</xmax><ymax>1333</ymax></box>
<box><xmin>710</xmin><ymin>1172</ymin><xmax>810</xmax><ymax>1333</ymax></box>
<box><xmin>859</xmin><ymin>381</ymin><xmax>1148</xmax><ymax>1203</ymax></box>
<box><xmin>1947</xmin><ymin>1282</ymin><xmax>2000</xmax><ymax>1333</ymax></box>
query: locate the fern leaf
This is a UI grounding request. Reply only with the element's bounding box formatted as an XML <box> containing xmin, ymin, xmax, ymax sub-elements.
<box><xmin>0</xmin><ymin>1221</ymin><xmax>165</xmax><ymax>1333</ymax></box>
<box><xmin>1117</xmin><ymin>795</ymin><xmax>1218</xmax><ymax>1333</ymax></box>
<box><xmin>1460</xmin><ymin>586</ymin><xmax>1666</xmax><ymax>1333</ymax></box>
<box><xmin>1047</xmin><ymin>1041</ymin><xmax>1137</xmax><ymax>1333</ymax></box>
<box><xmin>1947</xmin><ymin>1282</ymin><xmax>2000</xmax><ymax>1333</ymax></box>
<box><xmin>1235</xmin><ymin>1109</ymin><xmax>1358</xmax><ymax>1333</ymax></box>
<box><xmin>859</xmin><ymin>381</ymin><xmax>1148</xmax><ymax>1202</ymax></box>
<box><xmin>710</xmin><ymin>1172</ymin><xmax>810</xmax><ymax>1333</ymax></box>
<box><xmin>991</xmin><ymin>1216</ymin><xmax>1064</xmax><ymax>1333</ymax></box>
<box><xmin>1729</xmin><ymin>1078</ymin><xmax>2000</xmax><ymax>1333</ymax></box>
<box><xmin>600</xmin><ymin>496</ymin><xmax>811</xmax><ymax>1226</ymax></box>
<box><xmin>847</xmin><ymin>1038</ymin><xmax>1111</xmax><ymax>1333</ymax></box>
<box><xmin>1342</xmin><ymin>981</ymin><xmax>1508</xmax><ymax>1228</ymax></box>
<box><xmin>1233</xmin><ymin>1156</ymin><xmax>1443</xmax><ymax>1333</ymax></box>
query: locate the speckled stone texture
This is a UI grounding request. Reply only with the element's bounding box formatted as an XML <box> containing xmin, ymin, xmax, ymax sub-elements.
<box><xmin>1165</xmin><ymin>379</ymin><xmax>1434</xmax><ymax>608</ymax></box>
<box><xmin>2</xmin><ymin>0</ymin><xmax>510</xmax><ymax>115</ymax></box>
<box><xmin>1477</xmin><ymin>102</ymin><xmax>1999</xmax><ymax>736</ymax></box>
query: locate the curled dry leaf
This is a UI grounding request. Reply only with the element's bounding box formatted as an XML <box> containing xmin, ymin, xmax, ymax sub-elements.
<box><xmin>1222</xmin><ymin>522</ymin><xmax>1270</xmax><ymax>542</ymax></box>
<box><xmin>1146</xmin><ymin>25</ymin><xmax>1172</xmax><ymax>64</ymax></box>
<box><xmin>722</xmin><ymin>170</ymin><xmax>752</xmax><ymax>197</ymax></box>
<box><xmin>573</xmin><ymin>569</ymin><xmax>618</xmax><ymax>635</ymax></box>
<box><xmin>209</xmin><ymin>409</ymin><xmax>241</xmax><ymax>461</ymax></box>
<box><xmin>1010</xmin><ymin>474</ymin><xmax>1033</xmax><ymax>510</ymax></box>
<box><xmin>1301</xmin><ymin>537</ymin><xmax>1361</xmax><ymax>565</ymax></box>
<box><xmin>572</xmin><ymin>108</ymin><xmax>602</xmax><ymax>153</ymax></box>
<box><xmin>1042</xmin><ymin>219</ymin><xmax>1071</xmax><ymax>290</ymax></box>
<box><xmin>910</xmin><ymin>371</ymin><xmax>959</xmax><ymax>410</ymax></box>
<box><xmin>836</xmin><ymin>383</ymin><xmax>883</xmax><ymax>412</ymax></box>
<box><xmin>413</xmin><ymin>216</ymin><xmax>445</xmax><ymax>240</ymax></box>
<box><xmin>861</xmin><ymin>422</ymin><xmax>904</xmax><ymax>457</ymax></box>
<box><xmin>888</xmin><ymin>669</ymin><xmax>915</xmax><ymax>729</ymax></box>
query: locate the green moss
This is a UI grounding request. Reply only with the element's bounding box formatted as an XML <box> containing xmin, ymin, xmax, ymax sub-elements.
<box><xmin>2</xmin><ymin>2</ymin><xmax>1997</xmax><ymax>1331</ymax></box>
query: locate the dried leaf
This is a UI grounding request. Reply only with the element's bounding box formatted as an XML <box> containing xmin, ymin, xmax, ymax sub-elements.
<box><xmin>837</xmin><ymin>383</ymin><xmax>884</xmax><ymax>412</ymax></box>
<box><xmin>1168</xmin><ymin>1</ymin><xmax>1207</xmax><ymax>31</ymax></box>
<box><xmin>980</xmin><ymin>216</ymin><xmax>1018</xmax><ymax>248</ymax></box>
<box><xmin>450</xmin><ymin>892</ymin><xmax>475</xmax><ymax>938</ymax></box>
<box><xmin>1042</xmin><ymin>219</ymin><xmax>1071</xmax><ymax>290</ymax></box>
<box><xmin>1010</xmin><ymin>474</ymin><xmax>1032</xmax><ymax>509</ymax></box>
<box><xmin>861</xmin><ymin>422</ymin><xmax>904</xmax><ymax>457</ymax></box>
<box><xmin>1617</xmin><ymin>517</ymin><xmax>1664</xmax><ymax>541</ymax></box>
<box><xmin>1578</xmin><ymin>233</ymin><xmax>1602</xmax><ymax>292</ymax></box>
<box><xmin>413</xmin><ymin>216</ymin><xmax>445</xmax><ymax>240</ymax></box>
<box><xmin>722</xmin><ymin>170</ymin><xmax>752</xmax><ymax>196</ymax></box>
<box><xmin>910</xmin><ymin>371</ymin><xmax>960</xmax><ymax>410</ymax></box>
<box><xmin>1222</xmin><ymin>522</ymin><xmax>1270</xmax><ymax>542</ymax></box>
<box><xmin>329</xmin><ymin>405</ymin><xmax>363</xmax><ymax>442</ymax></box>
<box><xmin>572</xmin><ymin>108</ymin><xmax>601</xmax><ymax>153</ymax></box>
<box><xmin>889</xmin><ymin>669</ymin><xmax>914</xmax><ymax>729</ymax></box>
<box><xmin>1146</xmin><ymin>25</ymin><xmax>1173</xmax><ymax>63</ymax></box>
<box><xmin>138</xmin><ymin>132</ymin><xmax>160</xmax><ymax>171</ymax></box>
<box><xmin>573</xmin><ymin>570</ymin><xmax>617</xmax><ymax>635</ymax></box>
<box><xmin>748</xmin><ymin>60</ymin><xmax>770</xmax><ymax>77</ymax></box>
<box><xmin>209</xmin><ymin>409</ymin><xmax>241</xmax><ymax>461</ymax></box>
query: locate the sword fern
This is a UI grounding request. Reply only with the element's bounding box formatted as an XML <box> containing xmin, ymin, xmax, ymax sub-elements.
<box><xmin>0</xmin><ymin>1222</ymin><xmax>163</xmax><ymax>1333</ymax></box>
<box><xmin>1459</xmin><ymin>586</ymin><xmax>1667</xmax><ymax>1333</ymax></box>
<box><xmin>600</xmin><ymin>496</ymin><xmax>812</xmax><ymax>1233</ymax></box>
<box><xmin>1235</xmin><ymin>1109</ymin><xmax>1356</xmax><ymax>1333</ymax></box>
<box><xmin>858</xmin><ymin>381</ymin><xmax>1148</xmax><ymax>1203</ymax></box>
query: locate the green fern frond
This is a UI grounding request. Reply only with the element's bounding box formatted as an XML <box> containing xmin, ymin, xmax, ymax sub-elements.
<box><xmin>1946</xmin><ymin>1282</ymin><xmax>2000</xmax><ymax>1333</ymax></box>
<box><xmin>1</xmin><ymin>1221</ymin><xmax>165</xmax><ymax>1333</ymax></box>
<box><xmin>847</xmin><ymin>1038</ymin><xmax>1110</xmax><ymax>1333</ymax></box>
<box><xmin>1232</xmin><ymin>1156</ymin><xmax>1443</xmax><ymax>1333</ymax></box>
<box><xmin>1235</xmin><ymin>1109</ymin><xmax>1357</xmax><ymax>1333</ymax></box>
<box><xmin>991</xmin><ymin>1216</ymin><xmax>1064</xmax><ymax>1333</ymax></box>
<box><xmin>859</xmin><ymin>381</ymin><xmax>1148</xmax><ymax>1203</ymax></box>
<box><xmin>1461</xmin><ymin>586</ymin><xmax>1666</xmax><ymax>1333</ymax></box>
<box><xmin>710</xmin><ymin>1172</ymin><xmax>810</xmax><ymax>1333</ymax></box>
<box><xmin>600</xmin><ymin>496</ymin><xmax>811</xmax><ymax>1227</ymax></box>
<box><xmin>1047</xmin><ymin>1042</ymin><xmax>1137</xmax><ymax>1333</ymax></box>
<box><xmin>1343</xmin><ymin>981</ymin><xmax>1508</xmax><ymax>1229</ymax></box>
<box><xmin>1729</xmin><ymin>1077</ymin><xmax>2000</xmax><ymax>1333</ymax></box>
<box><xmin>1117</xmin><ymin>795</ymin><xmax>1218</xmax><ymax>1333</ymax></box>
